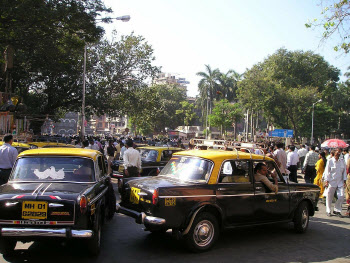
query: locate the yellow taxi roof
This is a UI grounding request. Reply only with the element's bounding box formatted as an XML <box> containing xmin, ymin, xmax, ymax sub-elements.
<box><xmin>28</xmin><ymin>142</ymin><xmax>74</xmax><ymax>147</ymax></box>
<box><xmin>0</xmin><ymin>141</ymin><xmax>30</xmax><ymax>147</ymax></box>
<box><xmin>174</xmin><ymin>149</ymin><xmax>273</xmax><ymax>162</ymax></box>
<box><xmin>18</xmin><ymin>148</ymin><xmax>101</xmax><ymax>160</ymax></box>
<box><xmin>137</xmin><ymin>146</ymin><xmax>183</xmax><ymax>151</ymax></box>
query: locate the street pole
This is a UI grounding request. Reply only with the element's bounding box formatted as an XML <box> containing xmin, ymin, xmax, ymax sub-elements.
<box><xmin>81</xmin><ymin>44</ymin><xmax>87</xmax><ymax>141</ymax></box>
<box><xmin>311</xmin><ymin>99</ymin><xmax>322</xmax><ymax>145</ymax></box>
<box><xmin>81</xmin><ymin>15</ymin><xmax>130</xmax><ymax>141</ymax></box>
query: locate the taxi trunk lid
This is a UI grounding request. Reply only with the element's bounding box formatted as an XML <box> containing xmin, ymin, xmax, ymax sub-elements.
<box><xmin>0</xmin><ymin>182</ymin><xmax>89</xmax><ymax>226</ymax></box>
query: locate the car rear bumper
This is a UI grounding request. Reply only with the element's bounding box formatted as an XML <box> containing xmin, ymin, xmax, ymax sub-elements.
<box><xmin>115</xmin><ymin>203</ymin><xmax>166</xmax><ymax>226</ymax></box>
<box><xmin>1</xmin><ymin>228</ymin><xmax>92</xmax><ymax>238</ymax></box>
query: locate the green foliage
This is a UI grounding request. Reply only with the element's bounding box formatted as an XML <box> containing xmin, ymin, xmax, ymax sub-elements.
<box><xmin>208</xmin><ymin>99</ymin><xmax>243</xmax><ymax>136</ymax></box>
<box><xmin>237</xmin><ymin>48</ymin><xmax>340</xmax><ymax>139</ymax></box>
<box><xmin>306</xmin><ymin>0</ymin><xmax>350</xmax><ymax>53</ymax></box>
<box><xmin>127</xmin><ymin>84</ymin><xmax>187</xmax><ymax>135</ymax></box>
<box><xmin>175</xmin><ymin>101</ymin><xmax>197</xmax><ymax>126</ymax></box>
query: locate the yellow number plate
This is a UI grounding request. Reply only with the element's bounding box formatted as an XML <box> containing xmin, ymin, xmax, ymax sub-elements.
<box><xmin>165</xmin><ymin>198</ymin><xmax>176</xmax><ymax>206</ymax></box>
<box><xmin>118</xmin><ymin>166</ymin><xmax>124</xmax><ymax>173</ymax></box>
<box><xmin>22</xmin><ymin>201</ymin><xmax>48</xmax><ymax>219</ymax></box>
<box><xmin>130</xmin><ymin>187</ymin><xmax>141</xmax><ymax>204</ymax></box>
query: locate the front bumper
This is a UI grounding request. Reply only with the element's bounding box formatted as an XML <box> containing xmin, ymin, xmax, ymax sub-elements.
<box><xmin>115</xmin><ymin>203</ymin><xmax>166</xmax><ymax>226</ymax></box>
<box><xmin>1</xmin><ymin>228</ymin><xmax>92</xmax><ymax>238</ymax></box>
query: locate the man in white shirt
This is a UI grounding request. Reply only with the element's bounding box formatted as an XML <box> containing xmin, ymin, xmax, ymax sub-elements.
<box><xmin>274</xmin><ymin>142</ymin><xmax>287</xmax><ymax>175</ymax></box>
<box><xmin>324</xmin><ymin>151</ymin><xmax>347</xmax><ymax>217</ymax></box>
<box><xmin>123</xmin><ymin>140</ymin><xmax>141</xmax><ymax>178</ymax></box>
<box><xmin>297</xmin><ymin>145</ymin><xmax>308</xmax><ymax>170</ymax></box>
<box><xmin>0</xmin><ymin>135</ymin><xmax>18</xmax><ymax>185</ymax></box>
<box><xmin>287</xmin><ymin>145</ymin><xmax>299</xmax><ymax>183</ymax></box>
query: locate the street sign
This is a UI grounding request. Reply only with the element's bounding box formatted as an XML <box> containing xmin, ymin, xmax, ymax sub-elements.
<box><xmin>268</xmin><ymin>129</ymin><xmax>293</xmax><ymax>138</ymax></box>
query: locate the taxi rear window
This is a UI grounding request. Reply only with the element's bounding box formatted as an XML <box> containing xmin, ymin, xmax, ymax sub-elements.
<box><xmin>10</xmin><ymin>157</ymin><xmax>95</xmax><ymax>182</ymax></box>
<box><xmin>160</xmin><ymin>156</ymin><xmax>213</xmax><ymax>183</ymax></box>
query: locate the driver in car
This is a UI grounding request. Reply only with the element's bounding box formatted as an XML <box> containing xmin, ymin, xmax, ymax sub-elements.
<box><xmin>254</xmin><ymin>162</ymin><xmax>278</xmax><ymax>194</ymax></box>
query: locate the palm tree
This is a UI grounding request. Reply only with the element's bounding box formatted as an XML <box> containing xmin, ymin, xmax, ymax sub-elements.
<box><xmin>197</xmin><ymin>65</ymin><xmax>220</xmax><ymax>137</ymax></box>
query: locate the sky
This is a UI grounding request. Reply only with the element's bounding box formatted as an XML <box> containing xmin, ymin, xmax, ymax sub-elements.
<box><xmin>102</xmin><ymin>0</ymin><xmax>349</xmax><ymax>97</ymax></box>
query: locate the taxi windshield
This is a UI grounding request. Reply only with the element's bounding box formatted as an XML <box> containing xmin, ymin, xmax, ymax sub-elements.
<box><xmin>10</xmin><ymin>157</ymin><xmax>95</xmax><ymax>182</ymax></box>
<box><xmin>139</xmin><ymin>149</ymin><xmax>158</xmax><ymax>162</ymax></box>
<box><xmin>159</xmin><ymin>156</ymin><xmax>213</xmax><ymax>183</ymax></box>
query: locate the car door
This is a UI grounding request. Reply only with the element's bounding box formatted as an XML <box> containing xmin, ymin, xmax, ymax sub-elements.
<box><xmin>216</xmin><ymin>159</ymin><xmax>256</xmax><ymax>226</ymax></box>
<box><xmin>253</xmin><ymin>160</ymin><xmax>290</xmax><ymax>222</ymax></box>
<box><xmin>95</xmin><ymin>155</ymin><xmax>109</xmax><ymax>197</ymax></box>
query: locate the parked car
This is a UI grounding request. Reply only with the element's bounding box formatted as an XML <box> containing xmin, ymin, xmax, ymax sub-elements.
<box><xmin>0</xmin><ymin>148</ymin><xmax>116</xmax><ymax>256</ymax></box>
<box><xmin>112</xmin><ymin>146</ymin><xmax>184</xmax><ymax>179</ymax></box>
<box><xmin>0</xmin><ymin>141</ymin><xmax>31</xmax><ymax>154</ymax></box>
<box><xmin>116</xmin><ymin>149</ymin><xmax>320</xmax><ymax>252</ymax></box>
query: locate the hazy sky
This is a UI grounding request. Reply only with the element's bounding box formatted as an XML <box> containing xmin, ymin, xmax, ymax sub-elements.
<box><xmin>103</xmin><ymin>0</ymin><xmax>349</xmax><ymax>97</ymax></box>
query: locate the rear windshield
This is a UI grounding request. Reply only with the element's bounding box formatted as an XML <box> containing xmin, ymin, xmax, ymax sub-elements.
<box><xmin>160</xmin><ymin>156</ymin><xmax>213</xmax><ymax>183</ymax></box>
<box><xmin>10</xmin><ymin>157</ymin><xmax>95</xmax><ymax>182</ymax></box>
<box><xmin>139</xmin><ymin>149</ymin><xmax>159</xmax><ymax>162</ymax></box>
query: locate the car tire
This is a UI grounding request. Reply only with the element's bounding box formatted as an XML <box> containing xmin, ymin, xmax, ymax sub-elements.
<box><xmin>87</xmin><ymin>215</ymin><xmax>101</xmax><ymax>256</ymax></box>
<box><xmin>0</xmin><ymin>239</ymin><xmax>16</xmax><ymax>256</ymax></box>
<box><xmin>294</xmin><ymin>201</ymin><xmax>309</xmax><ymax>233</ymax></box>
<box><xmin>185</xmin><ymin>212</ymin><xmax>219</xmax><ymax>252</ymax></box>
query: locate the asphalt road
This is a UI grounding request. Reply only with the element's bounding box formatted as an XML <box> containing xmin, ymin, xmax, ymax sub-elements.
<box><xmin>1</xmin><ymin>177</ymin><xmax>350</xmax><ymax>263</ymax></box>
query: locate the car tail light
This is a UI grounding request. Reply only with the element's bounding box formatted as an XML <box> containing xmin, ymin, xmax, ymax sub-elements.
<box><xmin>156</xmin><ymin>168</ymin><xmax>160</xmax><ymax>175</ymax></box>
<box><xmin>79</xmin><ymin>195</ymin><xmax>87</xmax><ymax>214</ymax></box>
<box><xmin>152</xmin><ymin>189</ymin><xmax>159</xmax><ymax>205</ymax></box>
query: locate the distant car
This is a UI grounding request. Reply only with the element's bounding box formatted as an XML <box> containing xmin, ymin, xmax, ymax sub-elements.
<box><xmin>0</xmin><ymin>141</ymin><xmax>31</xmax><ymax>154</ymax></box>
<box><xmin>117</xmin><ymin>149</ymin><xmax>320</xmax><ymax>252</ymax></box>
<box><xmin>0</xmin><ymin>148</ymin><xmax>116</xmax><ymax>256</ymax></box>
<box><xmin>111</xmin><ymin>146</ymin><xmax>184</xmax><ymax>179</ymax></box>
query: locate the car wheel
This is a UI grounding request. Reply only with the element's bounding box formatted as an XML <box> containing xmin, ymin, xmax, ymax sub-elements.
<box><xmin>0</xmin><ymin>239</ymin><xmax>16</xmax><ymax>256</ymax></box>
<box><xmin>294</xmin><ymin>201</ymin><xmax>309</xmax><ymax>233</ymax></box>
<box><xmin>185</xmin><ymin>212</ymin><xmax>219</xmax><ymax>252</ymax></box>
<box><xmin>87</xmin><ymin>215</ymin><xmax>101</xmax><ymax>256</ymax></box>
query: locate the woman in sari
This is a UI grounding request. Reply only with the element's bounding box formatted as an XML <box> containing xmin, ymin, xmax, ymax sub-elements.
<box><xmin>314</xmin><ymin>151</ymin><xmax>327</xmax><ymax>200</ymax></box>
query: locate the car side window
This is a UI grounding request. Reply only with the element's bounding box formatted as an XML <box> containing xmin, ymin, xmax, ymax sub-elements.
<box><xmin>161</xmin><ymin>150</ymin><xmax>172</xmax><ymax>161</ymax></box>
<box><xmin>219</xmin><ymin>160</ymin><xmax>251</xmax><ymax>183</ymax></box>
<box><xmin>97</xmin><ymin>156</ymin><xmax>106</xmax><ymax>179</ymax></box>
<box><xmin>253</xmin><ymin>161</ymin><xmax>282</xmax><ymax>183</ymax></box>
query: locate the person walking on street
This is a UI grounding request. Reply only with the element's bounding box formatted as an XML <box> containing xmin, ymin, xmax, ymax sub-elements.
<box><xmin>0</xmin><ymin>135</ymin><xmax>18</xmax><ymax>185</ymax></box>
<box><xmin>314</xmin><ymin>151</ymin><xmax>327</xmax><ymax>201</ymax></box>
<box><xmin>287</xmin><ymin>145</ymin><xmax>299</xmax><ymax>183</ymax></box>
<box><xmin>274</xmin><ymin>142</ymin><xmax>288</xmax><ymax>176</ymax></box>
<box><xmin>123</xmin><ymin>140</ymin><xmax>141</xmax><ymax>178</ymax></box>
<box><xmin>303</xmin><ymin>146</ymin><xmax>319</xmax><ymax>184</ymax></box>
<box><xmin>297</xmin><ymin>145</ymin><xmax>308</xmax><ymax>170</ymax></box>
<box><xmin>345</xmin><ymin>157</ymin><xmax>350</xmax><ymax>217</ymax></box>
<box><xmin>324</xmin><ymin>151</ymin><xmax>347</xmax><ymax>217</ymax></box>
<box><xmin>106</xmin><ymin>140</ymin><xmax>116</xmax><ymax>176</ymax></box>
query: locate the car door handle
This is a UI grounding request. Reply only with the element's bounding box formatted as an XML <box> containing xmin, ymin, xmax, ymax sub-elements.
<box><xmin>218</xmin><ymin>188</ymin><xmax>227</xmax><ymax>191</ymax></box>
<box><xmin>255</xmin><ymin>187</ymin><xmax>262</xmax><ymax>190</ymax></box>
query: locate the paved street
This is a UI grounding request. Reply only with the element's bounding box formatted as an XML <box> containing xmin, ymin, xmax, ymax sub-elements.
<box><xmin>1</xmin><ymin>177</ymin><xmax>350</xmax><ymax>263</ymax></box>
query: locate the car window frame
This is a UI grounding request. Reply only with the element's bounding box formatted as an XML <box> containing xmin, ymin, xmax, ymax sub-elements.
<box><xmin>217</xmin><ymin>159</ymin><xmax>252</xmax><ymax>184</ymax></box>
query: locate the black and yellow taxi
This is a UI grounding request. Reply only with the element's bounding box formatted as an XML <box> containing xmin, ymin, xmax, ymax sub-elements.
<box><xmin>0</xmin><ymin>148</ymin><xmax>115</xmax><ymax>256</ymax></box>
<box><xmin>112</xmin><ymin>146</ymin><xmax>184</xmax><ymax>178</ymax></box>
<box><xmin>117</xmin><ymin>149</ymin><xmax>320</xmax><ymax>252</ymax></box>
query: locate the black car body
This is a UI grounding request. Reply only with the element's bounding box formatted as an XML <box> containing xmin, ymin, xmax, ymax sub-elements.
<box><xmin>117</xmin><ymin>150</ymin><xmax>320</xmax><ymax>252</ymax></box>
<box><xmin>0</xmin><ymin>148</ymin><xmax>116</xmax><ymax>256</ymax></box>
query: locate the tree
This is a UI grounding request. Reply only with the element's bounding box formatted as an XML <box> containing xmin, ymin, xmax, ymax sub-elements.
<box><xmin>85</xmin><ymin>32</ymin><xmax>160</xmax><ymax>117</ymax></box>
<box><xmin>176</xmin><ymin>101</ymin><xmax>197</xmax><ymax>126</ymax></box>
<box><xmin>217</xmin><ymin>70</ymin><xmax>241</xmax><ymax>102</ymax></box>
<box><xmin>127</xmin><ymin>84</ymin><xmax>187</xmax><ymax>135</ymax></box>
<box><xmin>237</xmin><ymin>48</ymin><xmax>340</xmax><ymax>139</ymax></box>
<box><xmin>0</xmin><ymin>0</ymin><xmax>113</xmax><ymax>133</ymax></box>
<box><xmin>306</xmin><ymin>0</ymin><xmax>350</xmax><ymax>53</ymax></box>
<box><xmin>208</xmin><ymin>99</ymin><xmax>243</xmax><ymax>138</ymax></box>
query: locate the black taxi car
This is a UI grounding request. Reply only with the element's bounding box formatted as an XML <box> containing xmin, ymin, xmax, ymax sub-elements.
<box><xmin>112</xmin><ymin>146</ymin><xmax>183</xmax><ymax>178</ymax></box>
<box><xmin>116</xmin><ymin>149</ymin><xmax>320</xmax><ymax>252</ymax></box>
<box><xmin>0</xmin><ymin>148</ymin><xmax>116</xmax><ymax>256</ymax></box>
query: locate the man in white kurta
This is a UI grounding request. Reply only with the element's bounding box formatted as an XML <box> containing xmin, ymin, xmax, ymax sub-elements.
<box><xmin>324</xmin><ymin>151</ymin><xmax>347</xmax><ymax>217</ymax></box>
